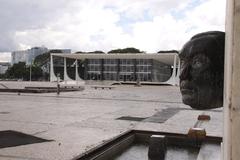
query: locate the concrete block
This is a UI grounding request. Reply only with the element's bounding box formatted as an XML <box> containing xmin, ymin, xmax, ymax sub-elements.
<box><xmin>148</xmin><ymin>135</ymin><xmax>166</xmax><ymax>160</ymax></box>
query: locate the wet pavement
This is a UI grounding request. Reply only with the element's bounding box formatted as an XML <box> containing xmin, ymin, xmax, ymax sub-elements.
<box><xmin>0</xmin><ymin>82</ymin><xmax>223</xmax><ymax>160</ymax></box>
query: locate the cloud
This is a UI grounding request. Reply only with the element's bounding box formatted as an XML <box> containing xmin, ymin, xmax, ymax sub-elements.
<box><xmin>0</xmin><ymin>0</ymin><xmax>226</xmax><ymax>55</ymax></box>
<box><xmin>129</xmin><ymin>0</ymin><xmax>226</xmax><ymax>52</ymax></box>
<box><xmin>0</xmin><ymin>0</ymin><xmax>68</xmax><ymax>51</ymax></box>
<box><xmin>0</xmin><ymin>52</ymin><xmax>11</xmax><ymax>62</ymax></box>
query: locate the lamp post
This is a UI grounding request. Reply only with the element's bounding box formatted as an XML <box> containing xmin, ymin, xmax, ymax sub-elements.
<box><xmin>29</xmin><ymin>62</ymin><xmax>32</xmax><ymax>81</ymax></box>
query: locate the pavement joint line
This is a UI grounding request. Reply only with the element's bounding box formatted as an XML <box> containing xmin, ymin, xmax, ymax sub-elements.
<box><xmin>0</xmin><ymin>93</ymin><xmax>182</xmax><ymax>104</ymax></box>
<box><xmin>0</xmin><ymin>119</ymin><xmax>57</xmax><ymax>126</ymax></box>
<box><xmin>0</xmin><ymin>154</ymin><xmax>45</xmax><ymax>160</ymax></box>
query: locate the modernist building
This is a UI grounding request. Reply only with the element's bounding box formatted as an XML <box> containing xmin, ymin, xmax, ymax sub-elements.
<box><xmin>85</xmin><ymin>58</ymin><xmax>171</xmax><ymax>82</ymax></box>
<box><xmin>50</xmin><ymin>53</ymin><xmax>180</xmax><ymax>85</ymax></box>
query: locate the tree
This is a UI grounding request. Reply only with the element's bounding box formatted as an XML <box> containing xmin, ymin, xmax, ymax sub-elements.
<box><xmin>5</xmin><ymin>62</ymin><xmax>28</xmax><ymax>80</ymax></box>
<box><xmin>5</xmin><ymin>62</ymin><xmax>43</xmax><ymax>80</ymax></box>
<box><xmin>75</xmin><ymin>51</ymin><xmax>84</xmax><ymax>54</ymax></box>
<box><xmin>157</xmin><ymin>50</ymin><xmax>179</xmax><ymax>53</ymax></box>
<box><xmin>75</xmin><ymin>50</ymin><xmax>105</xmax><ymax>54</ymax></box>
<box><xmin>27</xmin><ymin>65</ymin><xmax>43</xmax><ymax>80</ymax></box>
<box><xmin>88</xmin><ymin>50</ymin><xmax>105</xmax><ymax>54</ymax></box>
<box><xmin>34</xmin><ymin>52</ymin><xmax>50</xmax><ymax>66</ymax></box>
<box><xmin>108</xmin><ymin>47</ymin><xmax>143</xmax><ymax>53</ymax></box>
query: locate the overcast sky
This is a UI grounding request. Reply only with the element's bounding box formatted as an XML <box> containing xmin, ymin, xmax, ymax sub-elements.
<box><xmin>0</xmin><ymin>0</ymin><xmax>225</xmax><ymax>62</ymax></box>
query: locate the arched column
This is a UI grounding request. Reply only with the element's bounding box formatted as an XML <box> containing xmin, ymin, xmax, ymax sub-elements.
<box><xmin>50</xmin><ymin>54</ymin><xmax>58</xmax><ymax>82</ymax></box>
<box><xmin>165</xmin><ymin>54</ymin><xmax>179</xmax><ymax>85</ymax></box>
<box><xmin>64</xmin><ymin>57</ymin><xmax>73</xmax><ymax>82</ymax></box>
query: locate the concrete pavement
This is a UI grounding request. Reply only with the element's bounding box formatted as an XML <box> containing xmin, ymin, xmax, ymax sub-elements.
<box><xmin>0</xmin><ymin>83</ymin><xmax>222</xmax><ymax>160</ymax></box>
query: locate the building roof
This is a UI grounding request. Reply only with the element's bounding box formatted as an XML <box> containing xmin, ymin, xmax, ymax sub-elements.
<box><xmin>51</xmin><ymin>53</ymin><xmax>179</xmax><ymax>66</ymax></box>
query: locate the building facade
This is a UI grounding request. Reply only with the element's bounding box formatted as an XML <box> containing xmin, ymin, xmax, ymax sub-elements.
<box><xmin>50</xmin><ymin>53</ymin><xmax>179</xmax><ymax>84</ymax></box>
<box><xmin>85</xmin><ymin>58</ymin><xmax>171</xmax><ymax>82</ymax></box>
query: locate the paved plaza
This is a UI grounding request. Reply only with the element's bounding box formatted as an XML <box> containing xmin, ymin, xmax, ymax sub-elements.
<box><xmin>0</xmin><ymin>82</ymin><xmax>223</xmax><ymax>160</ymax></box>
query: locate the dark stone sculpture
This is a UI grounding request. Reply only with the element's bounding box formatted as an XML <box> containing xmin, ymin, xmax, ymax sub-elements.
<box><xmin>179</xmin><ymin>31</ymin><xmax>225</xmax><ymax>110</ymax></box>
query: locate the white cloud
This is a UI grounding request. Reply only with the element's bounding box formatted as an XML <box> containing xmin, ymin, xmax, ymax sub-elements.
<box><xmin>0</xmin><ymin>52</ymin><xmax>11</xmax><ymax>62</ymax></box>
<box><xmin>129</xmin><ymin>0</ymin><xmax>226</xmax><ymax>52</ymax></box>
<box><xmin>0</xmin><ymin>0</ymin><xmax>226</xmax><ymax>53</ymax></box>
<box><xmin>184</xmin><ymin>0</ymin><xmax>225</xmax><ymax>33</ymax></box>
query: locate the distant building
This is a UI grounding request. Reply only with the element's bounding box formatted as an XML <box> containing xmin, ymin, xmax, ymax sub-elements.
<box><xmin>11</xmin><ymin>50</ymin><xmax>27</xmax><ymax>65</ymax></box>
<box><xmin>11</xmin><ymin>47</ymin><xmax>48</xmax><ymax>65</ymax></box>
<box><xmin>27</xmin><ymin>47</ymin><xmax>49</xmax><ymax>65</ymax></box>
<box><xmin>50</xmin><ymin>53</ymin><xmax>179</xmax><ymax>85</ymax></box>
<box><xmin>0</xmin><ymin>62</ymin><xmax>10</xmax><ymax>74</ymax></box>
<box><xmin>11</xmin><ymin>47</ymin><xmax>71</xmax><ymax>66</ymax></box>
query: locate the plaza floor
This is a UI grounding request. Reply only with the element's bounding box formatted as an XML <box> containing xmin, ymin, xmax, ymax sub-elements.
<box><xmin>0</xmin><ymin>82</ymin><xmax>222</xmax><ymax>160</ymax></box>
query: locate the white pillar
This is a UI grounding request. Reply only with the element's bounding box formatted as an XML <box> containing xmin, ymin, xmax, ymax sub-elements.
<box><xmin>165</xmin><ymin>54</ymin><xmax>177</xmax><ymax>85</ymax></box>
<box><xmin>172</xmin><ymin>54</ymin><xmax>177</xmax><ymax>82</ymax></box>
<box><xmin>75</xmin><ymin>59</ymin><xmax>79</xmax><ymax>81</ymax></box>
<box><xmin>75</xmin><ymin>59</ymin><xmax>85</xmax><ymax>85</ymax></box>
<box><xmin>75</xmin><ymin>59</ymin><xmax>82</xmax><ymax>81</ymax></box>
<box><xmin>175</xmin><ymin>57</ymin><xmax>180</xmax><ymax>86</ymax></box>
<box><xmin>224</xmin><ymin>0</ymin><xmax>240</xmax><ymax>159</ymax></box>
<box><xmin>50</xmin><ymin>54</ymin><xmax>57</xmax><ymax>82</ymax></box>
<box><xmin>63</xmin><ymin>57</ymin><xmax>73</xmax><ymax>82</ymax></box>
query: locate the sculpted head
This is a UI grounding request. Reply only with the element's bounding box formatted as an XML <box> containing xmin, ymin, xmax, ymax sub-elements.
<box><xmin>179</xmin><ymin>31</ymin><xmax>225</xmax><ymax>110</ymax></box>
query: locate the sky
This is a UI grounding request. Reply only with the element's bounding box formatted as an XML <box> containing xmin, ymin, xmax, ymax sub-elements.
<box><xmin>0</xmin><ymin>0</ymin><xmax>226</xmax><ymax>62</ymax></box>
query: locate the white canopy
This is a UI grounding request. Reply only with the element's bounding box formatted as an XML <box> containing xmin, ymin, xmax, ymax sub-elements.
<box><xmin>51</xmin><ymin>53</ymin><xmax>179</xmax><ymax>66</ymax></box>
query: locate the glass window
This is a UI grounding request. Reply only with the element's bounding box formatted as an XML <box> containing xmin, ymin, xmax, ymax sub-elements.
<box><xmin>123</xmin><ymin>66</ymin><xmax>126</xmax><ymax>72</ymax></box>
<box><xmin>126</xmin><ymin>66</ymin><xmax>130</xmax><ymax>72</ymax></box>
<box><xmin>144</xmin><ymin>66</ymin><xmax>147</xmax><ymax>72</ymax></box>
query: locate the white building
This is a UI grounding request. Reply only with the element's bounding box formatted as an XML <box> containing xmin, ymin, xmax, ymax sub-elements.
<box><xmin>11</xmin><ymin>50</ymin><xmax>28</xmax><ymax>65</ymax></box>
<box><xmin>27</xmin><ymin>47</ymin><xmax>49</xmax><ymax>65</ymax></box>
<box><xmin>0</xmin><ymin>62</ymin><xmax>10</xmax><ymax>74</ymax></box>
<box><xmin>11</xmin><ymin>47</ymin><xmax>71</xmax><ymax>66</ymax></box>
<box><xmin>11</xmin><ymin>47</ymin><xmax>48</xmax><ymax>65</ymax></box>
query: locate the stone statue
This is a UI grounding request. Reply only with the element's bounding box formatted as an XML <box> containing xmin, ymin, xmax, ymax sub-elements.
<box><xmin>179</xmin><ymin>31</ymin><xmax>225</xmax><ymax>110</ymax></box>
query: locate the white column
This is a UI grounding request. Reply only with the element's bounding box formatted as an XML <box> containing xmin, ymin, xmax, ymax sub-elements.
<box><xmin>175</xmin><ymin>57</ymin><xmax>180</xmax><ymax>86</ymax></box>
<box><xmin>75</xmin><ymin>59</ymin><xmax>82</xmax><ymax>81</ymax></box>
<box><xmin>76</xmin><ymin>59</ymin><xmax>85</xmax><ymax>85</ymax></box>
<box><xmin>172</xmin><ymin>54</ymin><xmax>177</xmax><ymax>82</ymax></box>
<box><xmin>50</xmin><ymin>54</ymin><xmax>57</xmax><ymax>82</ymax></box>
<box><xmin>165</xmin><ymin>54</ymin><xmax>177</xmax><ymax>85</ymax></box>
<box><xmin>63</xmin><ymin>57</ymin><xmax>73</xmax><ymax>82</ymax></box>
<box><xmin>75</xmin><ymin>59</ymin><xmax>78</xmax><ymax>81</ymax></box>
<box><xmin>224</xmin><ymin>0</ymin><xmax>240</xmax><ymax>159</ymax></box>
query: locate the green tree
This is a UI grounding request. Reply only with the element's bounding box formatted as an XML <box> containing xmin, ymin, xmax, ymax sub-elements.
<box><xmin>157</xmin><ymin>50</ymin><xmax>179</xmax><ymax>53</ymax></box>
<box><xmin>5</xmin><ymin>62</ymin><xmax>28</xmax><ymax>80</ymax></box>
<box><xmin>108</xmin><ymin>47</ymin><xmax>143</xmax><ymax>54</ymax></box>
<box><xmin>5</xmin><ymin>62</ymin><xmax>43</xmax><ymax>80</ymax></box>
<box><xmin>75</xmin><ymin>50</ymin><xmax>105</xmax><ymax>54</ymax></box>
<box><xmin>34</xmin><ymin>52</ymin><xmax>50</xmax><ymax>66</ymax></box>
<box><xmin>26</xmin><ymin>65</ymin><xmax>43</xmax><ymax>80</ymax></box>
<box><xmin>88</xmin><ymin>50</ymin><xmax>105</xmax><ymax>54</ymax></box>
